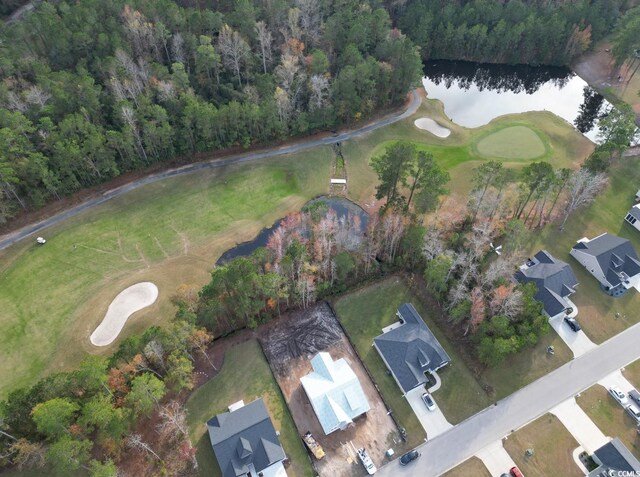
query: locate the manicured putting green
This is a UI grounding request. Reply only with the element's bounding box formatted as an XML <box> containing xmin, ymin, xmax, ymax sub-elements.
<box><xmin>476</xmin><ymin>126</ymin><xmax>546</xmax><ymax>159</ymax></box>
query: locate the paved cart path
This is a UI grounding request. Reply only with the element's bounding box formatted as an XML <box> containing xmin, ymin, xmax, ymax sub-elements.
<box><xmin>0</xmin><ymin>91</ymin><xmax>421</xmax><ymax>252</ymax></box>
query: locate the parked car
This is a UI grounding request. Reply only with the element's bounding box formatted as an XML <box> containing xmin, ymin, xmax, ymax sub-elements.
<box><xmin>510</xmin><ymin>466</ymin><xmax>524</xmax><ymax>477</ymax></box>
<box><xmin>625</xmin><ymin>404</ymin><xmax>640</xmax><ymax>424</ymax></box>
<box><xmin>399</xmin><ymin>450</ymin><xmax>420</xmax><ymax>466</ymax></box>
<box><xmin>422</xmin><ymin>392</ymin><xmax>437</xmax><ymax>411</ymax></box>
<box><xmin>609</xmin><ymin>386</ymin><xmax>629</xmax><ymax>405</ymax></box>
<box><xmin>629</xmin><ymin>389</ymin><xmax>640</xmax><ymax>407</ymax></box>
<box><xmin>564</xmin><ymin>316</ymin><xmax>581</xmax><ymax>332</ymax></box>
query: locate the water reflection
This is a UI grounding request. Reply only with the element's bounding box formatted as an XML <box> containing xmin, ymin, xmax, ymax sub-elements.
<box><xmin>574</xmin><ymin>87</ymin><xmax>605</xmax><ymax>133</ymax></box>
<box><xmin>215</xmin><ymin>196</ymin><xmax>369</xmax><ymax>265</ymax></box>
<box><xmin>422</xmin><ymin>60</ymin><xmax>608</xmax><ymax>141</ymax></box>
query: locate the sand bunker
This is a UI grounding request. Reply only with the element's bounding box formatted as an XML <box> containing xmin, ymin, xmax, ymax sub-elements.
<box><xmin>90</xmin><ymin>282</ymin><xmax>159</xmax><ymax>346</ymax></box>
<box><xmin>414</xmin><ymin>117</ymin><xmax>451</xmax><ymax>138</ymax></box>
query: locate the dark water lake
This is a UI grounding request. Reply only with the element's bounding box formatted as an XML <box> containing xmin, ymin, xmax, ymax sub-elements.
<box><xmin>216</xmin><ymin>196</ymin><xmax>369</xmax><ymax>265</ymax></box>
<box><xmin>422</xmin><ymin>60</ymin><xmax>609</xmax><ymax>142</ymax></box>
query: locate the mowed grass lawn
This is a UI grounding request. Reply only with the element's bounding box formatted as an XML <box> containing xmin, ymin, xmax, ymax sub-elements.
<box><xmin>0</xmin><ymin>149</ymin><xmax>331</xmax><ymax>399</ymax></box>
<box><xmin>186</xmin><ymin>339</ymin><xmax>313</xmax><ymax>477</ymax></box>
<box><xmin>531</xmin><ymin>157</ymin><xmax>640</xmax><ymax>344</ymax></box>
<box><xmin>0</xmin><ymin>93</ymin><xmax>594</xmax><ymax>401</ymax></box>
<box><xmin>475</xmin><ymin>125</ymin><xmax>548</xmax><ymax>159</ymax></box>
<box><xmin>344</xmin><ymin>98</ymin><xmax>592</xmax><ymax>200</ymax></box>
<box><xmin>504</xmin><ymin>414</ymin><xmax>583</xmax><ymax>477</ymax></box>
<box><xmin>577</xmin><ymin>385</ymin><xmax>640</xmax><ymax>460</ymax></box>
<box><xmin>623</xmin><ymin>358</ymin><xmax>640</xmax><ymax>388</ymax></box>
<box><xmin>333</xmin><ymin>276</ymin><xmax>492</xmax><ymax>433</ymax></box>
<box><xmin>441</xmin><ymin>457</ymin><xmax>491</xmax><ymax>477</ymax></box>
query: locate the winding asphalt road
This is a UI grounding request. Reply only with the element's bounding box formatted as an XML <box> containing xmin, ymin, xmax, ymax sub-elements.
<box><xmin>378</xmin><ymin>320</ymin><xmax>640</xmax><ymax>476</ymax></box>
<box><xmin>0</xmin><ymin>90</ymin><xmax>421</xmax><ymax>252</ymax></box>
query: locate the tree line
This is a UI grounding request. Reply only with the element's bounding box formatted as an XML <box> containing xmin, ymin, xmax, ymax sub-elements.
<box><xmin>396</xmin><ymin>0</ymin><xmax>626</xmax><ymax>65</ymax></box>
<box><xmin>0</xmin><ymin>0</ymin><xmax>422</xmax><ymax>224</ymax></box>
<box><xmin>0</xmin><ymin>312</ymin><xmax>214</xmax><ymax>475</ymax></box>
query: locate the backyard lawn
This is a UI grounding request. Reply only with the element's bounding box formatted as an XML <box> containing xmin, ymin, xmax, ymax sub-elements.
<box><xmin>531</xmin><ymin>157</ymin><xmax>640</xmax><ymax>344</ymax></box>
<box><xmin>333</xmin><ymin>276</ymin><xmax>492</xmax><ymax>431</ymax></box>
<box><xmin>503</xmin><ymin>414</ymin><xmax>583</xmax><ymax>477</ymax></box>
<box><xmin>441</xmin><ymin>457</ymin><xmax>491</xmax><ymax>477</ymax></box>
<box><xmin>577</xmin><ymin>385</ymin><xmax>640</xmax><ymax>460</ymax></box>
<box><xmin>185</xmin><ymin>339</ymin><xmax>313</xmax><ymax>477</ymax></box>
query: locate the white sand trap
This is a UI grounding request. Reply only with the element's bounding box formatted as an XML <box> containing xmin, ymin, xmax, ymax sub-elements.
<box><xmin>90</xmin><ymin>282</ymin><xmax>159</xmax><ymax>346</ymax></box>
<box><xmin>414</xmin><ymin>117</ymin><xmax>451</xmax><ymax>138</ymax></box>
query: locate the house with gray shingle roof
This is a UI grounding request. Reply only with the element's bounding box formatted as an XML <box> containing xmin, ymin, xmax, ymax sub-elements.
<box><xmin>300</xmin><ymin>352</ymin><xmax>370</xmax><ymax>435</ymax></box>
<box><xmin>515</xmin><ymin>250</ymin><xmax>579</xmax><ymax>317</ymax></box>
<box><xmin>373</xmin><ymin>303</ymin><xmax>450</xmax><ymax>395</ymax></box>
<box><xmin>570</xmin><ymin>233</ymin><xmax>640</xmax><ymax>296</ymax></box>
<box><xmin>207</xmin><ymin>398</ymin><xmax>287</xmax><ymax>477</ymax></box>
<box><xmin>589</xmin><ymin>438</ymin><xmax>640</xmax><ymax>477</ymax></box>
<box><xmin>624</xmin><ymin>204</ymin><xmax>640</xmax><ymax>232</ymax></box>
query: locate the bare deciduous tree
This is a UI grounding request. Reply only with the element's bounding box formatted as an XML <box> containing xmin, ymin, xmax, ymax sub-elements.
<box><xmin>9</xmin><ymin>439</ymin><xmax>46</xmax><ymax>470</ymax></box>
<box><xmin>255</xmin><ymin>21</ymin><xmax>273</xmax><ymax>74</ymax></box>
<box><xmin>295</xmin><ymin>0</ymin><xmax>322</xmax><ymax>46</ymax></box>
<box><xmin>121</xmin><ymin>6</ymin><xmax>155</xmax><ymax>58</ymax></box>
<box><xmin>309</xmin><ymin>74</ymin><xmax>329</xmax><ymax>110</ymax></box>
<box><xmin>171</xmin><ymin>32</ymin><xmax>185</xmax><ymax>64</ymax></box>
<box><xmin>560</xmin><ymin>170</ymin><xmax>608</xmax><ymax>230</ymax></box>
<box><xmin>156</xmin><ymin>401</ymin><xmax>189</xmax><ymax>439</ymax></box>
<box><xmin>5</xmin><ymin>91</ymin><xmax>26</xmax><ymax>112</ymax></box>
<box><xmin>126</xmin><ymin>434</ymin><xmax>161</xmax><ymax>461</ymax></box>
<box><xmin>217</xmin><ymin>25</ymin><xmax>251</xmax><ymax>86</ymax></box>
<box><xmin>276</xmin><ymin>53</ymin><xmax>306</xmax><ymax>111</ymax></box>
<box><xmin>24</xmin><ymin>85</ymin><xmax>50</xmax><ymax>108</ymax></box>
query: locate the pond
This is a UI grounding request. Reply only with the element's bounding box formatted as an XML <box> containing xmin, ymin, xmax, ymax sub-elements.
<box><xmin>422</xmin><ymin>60</ymin><xmax>609</xmax><ymax>142</ymax></box>
<box><xmin>216</xmin><ymin>196</ymin><xmax>369</xmax><ymax>265</ymax></box>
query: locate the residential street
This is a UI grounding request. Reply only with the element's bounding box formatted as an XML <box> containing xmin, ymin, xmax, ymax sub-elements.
<box><xmin>377</xmin><ymin>321</ymin><xmax>640</xmax><ymax>477</ymax></box>
<box><xmin>0</xmin><ymin>91</ymin><xmax>420</xmax><ymax>252</ymax></box>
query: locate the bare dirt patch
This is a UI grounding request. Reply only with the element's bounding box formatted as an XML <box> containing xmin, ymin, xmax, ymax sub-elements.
<box><xmin>573</xmin><ymin>41</ymin><xmax>640</xmax><ymax>117</ymax></box>
<box><xmin>260</xmin><ymin>303</ymin><xmax>401</xmax><ymax>477</ymax></box>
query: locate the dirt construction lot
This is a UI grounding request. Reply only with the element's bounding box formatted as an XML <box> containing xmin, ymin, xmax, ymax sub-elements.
<box><xmin>260</xmin><ymin>303</ymin><xmax>402</xmax><ymax>477</ymax></box>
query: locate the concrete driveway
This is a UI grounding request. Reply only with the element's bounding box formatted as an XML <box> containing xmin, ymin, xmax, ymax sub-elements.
<box><xmin>549</xmin><ymin>308</ymin><xmax>596</xmax><ymax>358</ymax></box>
<box><xmin>405</xmin><ymin>387</ymin><xmax>452</xmax><ymax>439</ymax></box>
<box><xmin>597</xmin><ymin>369</ymin><xmax>636</xmax><ymax>394</ymax></box>
<box><xmin>550</xmin><ymin>398</ymin><xmax>609</xmax><ymax>454</ymax></box>
<box><xmin>549</xmin><ymin>316</ymin><xmax>596</xmax><ymax>357</ymax></box>
<box><xmin>475</xmin><ymin>440</ymin><xmax>516</xmax><ymax>477</ymax></box>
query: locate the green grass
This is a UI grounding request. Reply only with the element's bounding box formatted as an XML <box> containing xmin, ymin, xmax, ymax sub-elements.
<box><xmin>478</xmin><ymin>332</ymin><xmax>573</xmax><ymax>400</ymax></box>
<box><xmin>531</xmin><ymin>158</ymin><xmax>640</xmax><ymax>344</ymax></box>
<box><xmin>577</xmin><ymin>385</ymin><xmax>640</xmax><ymax>460</ymax></box>
<box><xmin>623</xmin><ymin>359</ymin><xmax>640</xmax><ymax>388</ymax></box>
<box><xmin>0</xmin><ymin>150</ymin><xmax>331</xmax><ymax>399</ymax></box>
<box><xmin>333</xmin><ymin>277</ymin><xmax>491</xmax><ymax>431</ymax></box>
<box><xmin>0</xmin><ymin>93</ymin><xmax>594</xmax><ymax>401</ymax></box>
<box><xmin>504</xmin><ymin>414</ymin><xmax>582</xmax><ymax>477</ymax></box>
<box><xmin>441</xmin><ymin>457</ymin><xmax>491</xmax><ymax>477</ymax></box>
<box><xmin>343</xmin><ymin>98</ymin><xmax>592</xmax><ymax>198</ymax></box>
<box><xmin>475</xmin><ymin>125</ymin><xmax>547</xmax><ymax>159</ymax></box>
<box><xmin>185</xmin><ymin>339</ymin><xmax>313</xmax><ymax>477</ymax></box>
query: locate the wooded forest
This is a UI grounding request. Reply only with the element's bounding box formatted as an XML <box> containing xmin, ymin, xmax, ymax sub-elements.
<box><xmin>0</xmin><ymin>0</ymin><xmax>421</xmax><ymax>224</ymax></box>
<box><xmin>0</xmin><ymin>0</ymin><xmax>636</xmax><ymax>226</ymax></box>
<box><xmin>396</xmin><ymin>0</ymin><xmax>626</xmax><ymax>65</ymax></box>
